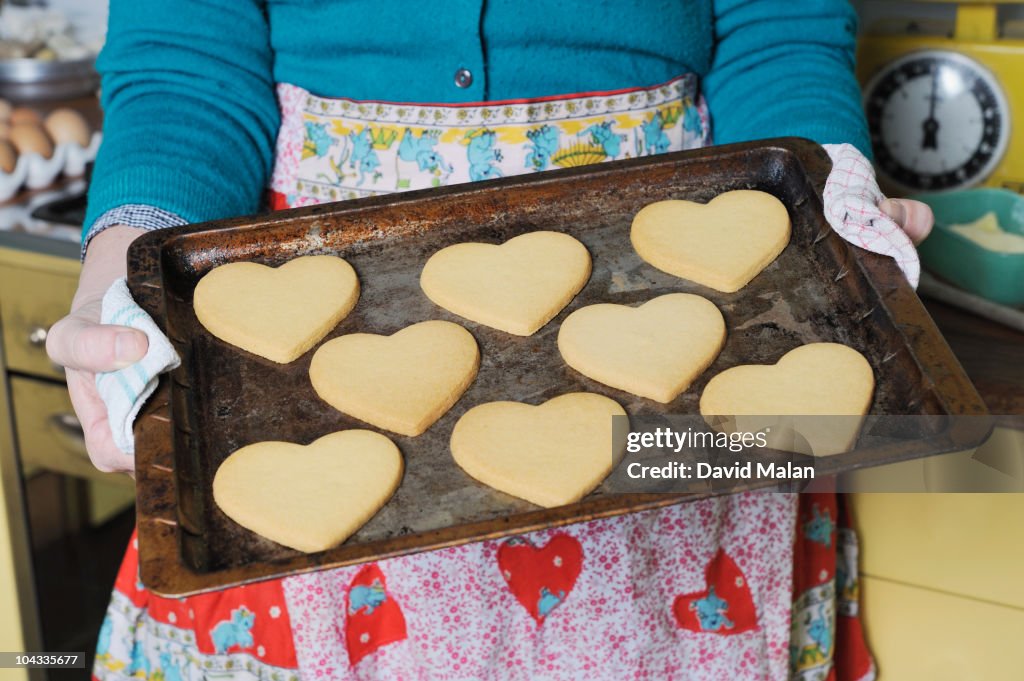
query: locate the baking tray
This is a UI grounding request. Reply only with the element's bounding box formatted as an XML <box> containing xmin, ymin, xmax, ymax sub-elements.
<box><xmin>127</xmin><ymin>138</ymin><xmax>989</xmax><ymax>596</ymax></box>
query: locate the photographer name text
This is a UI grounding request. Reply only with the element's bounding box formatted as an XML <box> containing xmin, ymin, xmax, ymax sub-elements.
<box><xmin>626</xmin><ymin>461</ymin><xmax>814</xmax><ymax>480</ymax></box>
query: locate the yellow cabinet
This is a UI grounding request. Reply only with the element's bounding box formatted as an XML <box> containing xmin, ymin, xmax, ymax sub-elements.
<box><xmin>11</xmin><ymin>377</ymin><xmax>134</xmax><ymax>488</ymax></box>
<box><xmin>855</xmin><ymin>491</ymin><xmax>1024</xmax><ymax>610</ymax></box>
<box><xmin>0</xmin><ymin>243</ymin><xmax>134</xmax><ymax>674</ymax></box>
<box><xmin>852</xmin><ymin>429</ymin><xmax>1024</xmax><ymax>609</ymax></box>
<box><xmin>862</xmin><ymin>576</ymin><xmax>1024</xmax><ymax>681</ymax></box>
<box><xmin>0</xmin><ymin>264</ymin><xmax>78</xmax><ymax>381</ymax></box>
<box><xmin>0</xmin><ymin>463</ymin><xmax>27</xmax><ymax>681</ymax></box>
<box><xmin>854</xmin><ymin>428</ymin><xmax>1024</xmax><ymax>679</ymax></box>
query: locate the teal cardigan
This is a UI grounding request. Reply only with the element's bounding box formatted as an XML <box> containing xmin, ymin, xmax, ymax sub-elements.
<box><xmin>84</xmin><ymin>0</ymin><xmax>868</xmax><ymax>237</ymax></box>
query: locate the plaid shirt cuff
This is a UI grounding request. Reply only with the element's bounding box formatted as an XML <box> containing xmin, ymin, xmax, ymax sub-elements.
<box><xmin>82</xmin><ymin>204</ymin><xmax>188</xmax><ymax>259</ymax></box>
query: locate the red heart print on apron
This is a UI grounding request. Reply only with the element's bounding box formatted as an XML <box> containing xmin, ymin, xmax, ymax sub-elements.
<box><xmin>345</xmin><ymin>564</ymin><xmax>408</xmax><ymax>665</ymax></box>
<box><xmin>496</xmin><ymin>533</ymin><xmax>583</xmax><ymax>625</ymax></box>
<box><xmin>673</xmin><ymin>549</ymin><xmax>758</xmax><ymax>635</ymax></box>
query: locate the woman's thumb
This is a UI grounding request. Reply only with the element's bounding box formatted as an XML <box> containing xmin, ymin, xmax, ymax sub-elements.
<box><xmin>46</xmin><ymin>315</ymin><xmax>149</xmax><ymax>373</ymax></box>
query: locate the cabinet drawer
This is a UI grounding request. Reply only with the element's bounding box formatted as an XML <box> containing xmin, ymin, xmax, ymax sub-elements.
<box><xmin>0</xmin><ymin>265</ymin><xmax>78</xmax><ymax>380</ymax></box>
<box><xmin>852</xmin><ymin>430</ymin><xmax>1024</xmax><ymax>610</ymax></box>
<box><xmin>862</xmin><ymin>576</ymin><xmax>1024</xmax><ymax>681</ymax></box>
<box><xmin>11</xmin><ymin>377</ymin><xmax>132</xmax><ymax>487</ymax></box>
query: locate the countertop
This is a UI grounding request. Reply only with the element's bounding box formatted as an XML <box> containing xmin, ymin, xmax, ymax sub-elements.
<box><xmin>924</xmin><ymin>299</ymin><xmax>1024</xmax><ymax>416</ymax></box>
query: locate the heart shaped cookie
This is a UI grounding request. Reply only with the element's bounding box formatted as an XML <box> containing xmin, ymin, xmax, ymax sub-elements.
<box><xmin>557</xmin><ymin>293</ymin><xmax>726</xmax><ymax>403</ymax></box>
<box><xmin>420</xmin><ymin>231</ymin><xmax>591</xmax><ymax>336</ymax></box>
<box><xmin>310</xmin><ymin>320</ymin><xmax>479</xmax><ymax>436</ymax></box>
<box><xmin>700</xmin><ymin>343</ymin><xmax>874</xmax><ymax>456</ymax></box>
<box><xmin>630</xmin><ymin>190</ymin><xmax>791</xmax><ymax>293</ymax></box>
<box><xmin>194</xmin><ymin>255</ymin><xmax>359</xmax><ymax>363</ymax></box>
<box><xmin>212</xmin><ymin>430</ymin><xmax>402</xmax><ymax>553</ymax></box>
<box><xmin>451</xmin><ymin>392</ymin><xmax>628</xmax><ymax>508</ymax></box>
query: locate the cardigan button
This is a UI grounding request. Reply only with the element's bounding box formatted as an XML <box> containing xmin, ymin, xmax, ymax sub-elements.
<box><xmin>454</xmin><ymin>68</ymin><xmax>473</xmax><ymax>88</ymax></box>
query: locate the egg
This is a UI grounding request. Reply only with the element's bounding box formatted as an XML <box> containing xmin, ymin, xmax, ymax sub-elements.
<box><xmin>10</xmin><ymin>107</ymin><xmax>41</xmax><ymax>126</ymax></box>
<box><xmin>44</xmin><ymin>108</ymin><xmax>91</xmax><ymax>147</ymax></box>
<box><xmin>9</xmin><ymin>123</ymin><xmax>53</xmax><ymax>159</ymax></box>
<box><xmin>0</xmin><ymin>140</ymin><xmax>16</xmax><ymax>173</ymax></box>
<box><xmin>0</xmin><ymin>99</ymin><xmax>11</xmax><ymax>122</ymax></box>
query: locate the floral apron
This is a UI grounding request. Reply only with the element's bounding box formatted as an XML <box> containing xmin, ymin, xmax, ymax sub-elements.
<box><xmin>94</xmin><ymin>78</ymin><xmax>873</xmax><ymax>681</ymax></box>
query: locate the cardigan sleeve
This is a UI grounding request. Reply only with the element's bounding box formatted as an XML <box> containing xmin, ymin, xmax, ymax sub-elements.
<box><xmin>83</xmin><ymin>0</ymin><xmax>279</xmax><ymax>242</ymax></box>
<box><xmin>703</xmin><ymin>0</ymin><xmax>870</xmax><ymax>157</ymax></box>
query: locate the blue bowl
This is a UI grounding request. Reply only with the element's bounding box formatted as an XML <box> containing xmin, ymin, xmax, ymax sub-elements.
<box><xmin>913</xmin><ymin>189</ymin><xmax>1024</xmax><ymax>306</ymax></box>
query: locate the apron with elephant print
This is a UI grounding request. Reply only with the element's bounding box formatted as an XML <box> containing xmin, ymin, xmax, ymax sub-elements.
<box><xmin>268</xmin><ymin>75</ymin><xmax>709</xmax><ymax>208</ymax></box>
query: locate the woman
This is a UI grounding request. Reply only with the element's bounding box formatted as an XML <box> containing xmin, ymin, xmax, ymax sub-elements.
<box><xmin>48</xmin><ymin>1</ymin><xmax>932</xmax><ymax>679</ymax></box>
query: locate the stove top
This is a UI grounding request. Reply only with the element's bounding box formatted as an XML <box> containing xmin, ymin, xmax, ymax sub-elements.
<box><xmin>0</xmin><ymin>180</ymin><xmax>85</xmax><ymax>245</ymax></box>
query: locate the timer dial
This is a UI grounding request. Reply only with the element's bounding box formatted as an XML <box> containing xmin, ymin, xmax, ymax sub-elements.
<box><xmin>864</xmin><ymin>50</ymin><xmax>1010</xmax><ymax>192</ymax></box>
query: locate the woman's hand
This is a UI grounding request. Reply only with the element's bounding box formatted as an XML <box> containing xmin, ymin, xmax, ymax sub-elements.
<box><xmin>822</xmin><ymin>143</ymin><xmax>934</xmax><ymax>287</ymax></box>
<box><xmin>880</xmin><ymin>198</ymin><xmax>933</xmax><ymax>245</ymax></box>
<box><xmin>46</xmin><ymin>226</ymin><xmax>149</xmax><ymax>474</ymax></box>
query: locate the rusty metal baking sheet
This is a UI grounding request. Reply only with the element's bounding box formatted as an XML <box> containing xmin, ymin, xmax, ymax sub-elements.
<box><xmin>127</xmin><ymin>138</ymin><xmax>989</xmax><ymax>595</ymax></box>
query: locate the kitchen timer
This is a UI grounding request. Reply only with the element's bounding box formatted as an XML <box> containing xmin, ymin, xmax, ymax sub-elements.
<box><xmin>858</xmin><ymin>1</ymin><xmax>1024</xmax><ymax>193</ymax></box>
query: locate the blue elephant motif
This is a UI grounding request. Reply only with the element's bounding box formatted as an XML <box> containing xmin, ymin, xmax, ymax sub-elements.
<box><xmin>806</xmin><ymin>607</ymin><xmax>833</xmax><ymax>656</ymax></box>
<box><xmin>536</xmin><ymin>587</ymin><xmax>567</xmax><ymax>618</ymax></box>
<box><xmin>128</xmin><ymin>640</ymin><xmax>150</xmax><ymax>677</ymax></box>
<box><xmin>641</xmin><ymin>111</ymin><xmax>671</xmax><ymax>155</ymax></box>
<box><xmin>159</xmin><ymin>652</ymin><xmax>184</xmax><ymax>681</ymax></box>
<box><xmin>524</xmin><ymin>125</ymin><xmax>560</xmax><ymax>171</ymax></box>
<box><xmin>210</xmin><ymin>606</ymin><xmax>256</xmax><ymax>654</ymax></box>
<box><xmin>349</xmin><ymin>579</ymin><xmax>388</xmax><ymax>616</ymax></box>
<box><xmin>683</xmin><ymin>102</ymin><xmax>703</xmax><ymax>138</ymax></box>
<box><xmin>398</xmin><ymin>128</ymin><xmax>453</xmax><ymax>174</ymax></box>
<box><xmin>304</xmin><ymin>121</ymin><xmax>336</xmax><ymax>158</ymax></box>
<box><xmin>96</xmin><ymin>616</ymin><xmax>113</xmax><ymax>657</ymax></box>
<box><xmin>578</xmin><ymin>121</ymin><xmax>623</xmax><ymax>159</ymax></box>
<box><xmin>466</xmin><ymin>130</ymin><xmax>503</xmax><ymax>181</ymax></box>
<box><xmin>689</xmin><ymin>586</ymin><xmax>735</xmax><ymax>632</ymax></box>
<box><xmin>348</xmin><ymin>128</ymin><xmax>381</xmax><ymax>186</ymax></box>
<box><xmin>804</xmin><ymin>504</ymin><xmax>834</xmax><ymax>548</ymax></box>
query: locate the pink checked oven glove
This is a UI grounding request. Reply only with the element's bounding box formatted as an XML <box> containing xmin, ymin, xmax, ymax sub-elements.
<box><xmin>821</xmin><ymin>143</ymin><xmax>920</xmax><ymax>288</ymax></box>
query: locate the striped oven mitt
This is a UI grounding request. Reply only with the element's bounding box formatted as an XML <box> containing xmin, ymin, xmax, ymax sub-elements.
<box><xmin>96</xmin><ymin>277</ymin><xmax>180</xmax><ymax>456</ymax></box>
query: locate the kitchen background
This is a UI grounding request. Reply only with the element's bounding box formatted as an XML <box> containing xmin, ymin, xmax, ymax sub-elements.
<box><xmin>0</xmin><ymin>2</ymin><xmax>1022</xmax><ymax>680</ymax></box>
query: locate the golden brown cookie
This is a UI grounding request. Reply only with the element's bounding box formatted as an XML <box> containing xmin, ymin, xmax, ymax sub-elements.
<box><xmin>420</xmin><ymin>231</ymin><xmax>591</xmax><ymax>335</ymax></box>
<box><xmin>212</xmin><ymin>430</ymin><xmax>403</xmax><ymax>553</ymax></box>
<box><xmin>557</xmin><ymin>293</ymin><xmax>725</xmax><ymax>403</ymax></box>
<box><xmin>310</xmin><ymin>320</ymin><xmax>479</xmax><ymax>437</ymax></box>
<box><xmin>194</xmin><ymin>255</ymin><xmax>359</xmax><ymax>363</ymax></box>
<box><xmin>630</xmin><ymin>190</ymin><xmax>790</xmax><ymax>293</ymax></box>
<box><xmin>451</xmin><ymin>393</ymin><xmax>628</xmax><ymax>507</ymax></box>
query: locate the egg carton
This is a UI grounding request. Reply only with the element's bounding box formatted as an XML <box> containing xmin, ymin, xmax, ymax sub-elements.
<box><xmin>0</xmin><ymin>130</ymin><xmax>101</xmax><ymax>202</ymax></box>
